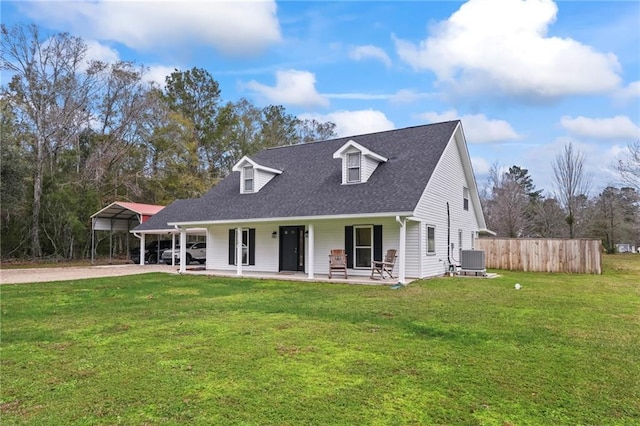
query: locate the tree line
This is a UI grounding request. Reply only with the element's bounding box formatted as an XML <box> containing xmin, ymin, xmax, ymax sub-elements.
<box><xmin>481</xmin><ymin>142</ymin><xmax>640</xmax><ymax>253</ymax></box>
<box><xmin>1</xmin><ymin>24</ymin><xmax>336</xmax><ymax>260</ymax></box>
<box><xmin>2</xmin><ymin>24</ymin><xmax>639</xmax><ymax>260</ymax></box>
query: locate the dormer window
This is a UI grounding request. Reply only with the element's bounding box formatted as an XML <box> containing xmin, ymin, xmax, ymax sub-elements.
<box><xmin>232</xmin><ymin>155</ymin><xmax>283</xmax><ymax>194</ymax></box>
<box><xmin>333</xmin><ymin>140</ymin><xmax>387</xmax><ymax>185</ymax></box>
<box><xmin>244</xmin><ymin>166</ymin><xmax>254</xmax><ymax>192</ymax></box>
<box><xmin>347</xmin><ymin>153</ymin><xmax>361</xmax><ymax>183</ymax></box>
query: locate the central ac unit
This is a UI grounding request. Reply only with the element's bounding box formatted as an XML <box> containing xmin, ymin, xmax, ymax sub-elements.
<box><xmin>460</xmin><ymin>250</ymin><xmax>486</xmax><ymax>276</ymax></box>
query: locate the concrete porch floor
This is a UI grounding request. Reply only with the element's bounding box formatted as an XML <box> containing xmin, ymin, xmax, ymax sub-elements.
<box><xmin>175</xmin><ymin>266</ymin><xmax>415</xmax><ymax>286</ymax></box>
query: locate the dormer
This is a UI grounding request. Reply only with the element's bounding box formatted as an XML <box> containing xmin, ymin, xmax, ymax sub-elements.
<box><xmin>232</xmin><ymin>156</ymin><xmax>283</xmax><ymax>194</ymax></box>
<box><xmin>332</xmin><ymin>140</ymin><xmax>387</xmax><ymax>185</ymax></box>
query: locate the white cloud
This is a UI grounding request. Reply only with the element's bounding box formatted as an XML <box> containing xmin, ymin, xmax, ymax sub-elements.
<box><xmin>145</xmin><ymin>65</ymin><xmax>177</xmax><ymax>87</ymax></box>
<box><xmin>471</xmin><ymin>157</ymin><xmax>491</xmax><ymax>176</ymax></box>
<box><xmin>393</xmin><ymin>0</ymin><xmax>621</xmax><ymax>99</ymax></box>
<box><xmin>349</xmin><ymin>45</ymin><xmax>392</xmax><ymax>67</ymax></box>
<box><xmin>246</xmin><ymin>69</ymin><xmax>329</xmax><ymax>108</ymax></box>
<box><xmin>23</xmin><ymin>0</ymin><xmax>281</xmax><ymax>56</ymax></box>
<box><xmin>389</xmin><ymin>89</ymin><xmax>434</xmax><ymax>104</ymax></box>
<box><xmin>560</xmin><ymin>115</ymin><xmax>640</xmax><ymax>140</ymax></box>
<box><xmin>418</xmin><ymin>109</ymin><xmax>521</xmax><ymax>143</ymax></box>
<box><xmin>84</xmin><ymin>39</ymin><xmax>120</xmax><ymax>64</ymax></box>
<box><xmin>615</xmin><ymin>81</ymin><xmax>640</xmax><ymax>101</ymax></box>
<box><xmin>299</xmin><ymin>110</ymin><xmax>395</xmax><ymax>137</ymax></box>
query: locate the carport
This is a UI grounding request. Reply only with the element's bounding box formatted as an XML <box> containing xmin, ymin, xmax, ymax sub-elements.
<box><xmin>90</xmin><ymin>201</ymin><xmax>165</xmax><ymax>264</ymax></box>
<box><xmin>129</xmin><ymin>199</ymin><xmax>206</xmax><ymax>267</ymax></box>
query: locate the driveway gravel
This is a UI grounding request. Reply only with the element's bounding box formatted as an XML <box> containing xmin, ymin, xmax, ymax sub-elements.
<box><xmin>0</xmin><ymin>264</ymin><xmax>176</xmax><ymax>285</ymax></box>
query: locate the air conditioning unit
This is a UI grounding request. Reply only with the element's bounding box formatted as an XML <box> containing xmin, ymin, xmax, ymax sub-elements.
<box><xmin>460</xmin><ymin>250</ymin><xmax>486</xmax><ymax>276</ymax></box>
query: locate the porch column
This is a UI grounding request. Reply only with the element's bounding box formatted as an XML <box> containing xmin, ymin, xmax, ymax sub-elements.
<box><xmin>236</xmin><ymin>226</ymin><xmax>243</xmax><ymax>276</ymax></box>
<box><xmin>397</xmin><ymin>216</ymin><xmax>406</xmax><ymax>284</ymax></box>
<box><xmin>307</xmin><ymin>224</ymin><xmax>315</xmax><ymax>279</ymax></box>
<box><xmin>171</xmin><ymin>233</ymin><xmax>176</xmax><ymax>267</ymax></box>
<box><xmin>139</xmin><ymin>234</ymin><xmax>146</xmax><ymax>265</ymax></box>
<box><xmin>179</xmin><ymin>229</ymin><xmax>187</xmax><ymax>274</ymax></box>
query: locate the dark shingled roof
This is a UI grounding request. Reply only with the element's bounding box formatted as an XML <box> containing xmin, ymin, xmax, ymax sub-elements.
<box><xmin>135</xmin><ymin>121</ymin><xmax>459</xmax><ymax>231</ymax></box>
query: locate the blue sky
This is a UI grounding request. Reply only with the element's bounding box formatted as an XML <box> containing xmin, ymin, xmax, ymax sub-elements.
<box><xmin>2</xmin><ymin>0</ymin><xmax>639</xmax><ymax>196</ymax></box>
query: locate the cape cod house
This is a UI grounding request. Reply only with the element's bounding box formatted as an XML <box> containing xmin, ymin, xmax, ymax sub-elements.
<box><xmin>133</xmin><ymin>120</ymin><xmax>489</xmax><ymax>283</ymax></box>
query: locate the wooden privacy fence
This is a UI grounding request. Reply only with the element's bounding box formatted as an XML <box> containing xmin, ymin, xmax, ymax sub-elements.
<box><xmin>476</xmin><ymin>238</ymin><xmax>602</xmax><ymax>274</ymax></box>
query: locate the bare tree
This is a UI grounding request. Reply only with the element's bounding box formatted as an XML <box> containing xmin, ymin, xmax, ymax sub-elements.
<box><xmin>552</xmin><ymin>142</ymin><xmax>592</xmax><ymax>238</ymax></box>
<box><xmin>1</xmin><ymin>24</ymin><xmax>102</xmax><ymax>258</ymax></box>
<box><xmin>484</xmin><ymin>164</ymin><xmax>530</xmax><ymax>237</ymax></box>
<box><xmin>618</xmin><ymin>141</ymin><xmax>640</xmax><ymax>191</ymax></box>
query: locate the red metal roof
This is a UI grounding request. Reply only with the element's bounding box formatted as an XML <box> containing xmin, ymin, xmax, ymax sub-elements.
<box><xmin>91</xmin><ymin>201</ymin><xmax>165</xmax><ymax>220</ymax></box>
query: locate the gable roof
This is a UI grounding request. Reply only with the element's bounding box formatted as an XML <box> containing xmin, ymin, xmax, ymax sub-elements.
<box><xmin>135</xmin><ymin>121</ymin><xmax>464</xmax><ymax>230</ymax></box>
<box><xmin>231</xmin><ymin>155</ymin><xmax>283</xmax><ymax>175</ymax></box>
<box><xmin>92</xmin><ymin>201</ymin><xmax>164</xmax><ymax>220</ymax></box>
<box><xmin>130</xmin><ymin>199</ymin><xmax>190</xmax><ymax>233</ymax></box>
<box><xmin>332</xmin><ymin>140</ymin><xmax>388</xmax><ymax>163</ymax></box>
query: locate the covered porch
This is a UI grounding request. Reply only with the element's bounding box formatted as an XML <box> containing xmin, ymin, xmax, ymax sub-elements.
<box><xmin>172</xmin><ymin>214</ymin><xmax>421</xmax><ymax>285</ymax></box>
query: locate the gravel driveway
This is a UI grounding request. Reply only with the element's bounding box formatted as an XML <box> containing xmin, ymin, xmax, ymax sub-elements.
<box><xmin>0</xmin><ymin>264</ymin><xmax>176</xmax><ymax>285</ymax></box>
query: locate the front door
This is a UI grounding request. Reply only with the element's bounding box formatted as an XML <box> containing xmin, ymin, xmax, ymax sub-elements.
<box><xmin>279</xmin><ymin>226</ymin><xmax>305</xmax><ymax>271</ymax></box>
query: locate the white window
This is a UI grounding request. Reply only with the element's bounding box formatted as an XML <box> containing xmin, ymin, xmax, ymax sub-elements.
<box><xmin>244</xmin><ymin>166</ymin><xmax>254</xmax><ymax>192</ymax></box>
<box><xmin>354</xmin><ymin>225</ymin><xmax>372</xmax><ymax>268</ymax></box>
<box><xmin>427</xmin><ymin>225</ymin><xmax>436</xmax><ymax>255</ymax></box>
<box><xmin>463</xmin><ymin>187</ymin><xmax>469</xmax><ymax>211</ymax></box>
<box><xmin>347</xmin><ymin>152</ymin><xmax>361</xmax><ymax>183</ymax></box>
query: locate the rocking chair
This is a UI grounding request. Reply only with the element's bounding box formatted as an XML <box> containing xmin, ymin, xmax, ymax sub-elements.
<box><xmin>370</xmin><ymin>249</ymin><xmax>397</xmax><ymax>280</ymax></box>
<box><xmin>328</xmin><ymin>249</ymin><xmax>348</xmax><ymax>279</ymax></box>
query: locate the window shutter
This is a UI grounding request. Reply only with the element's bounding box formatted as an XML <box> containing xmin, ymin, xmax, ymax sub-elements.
<box><xmin>228</xmin><ymin>229</ymin><xmax>235</xmax><ymax>265</ymax></box>
<box><xmin>373</xmin><ymin>225</ymin><xmax>383</xmax><ymax>261</ymax></box>
<box><xmin>345</xmin><ymin>226</ymin><xmax>353</xmax><ymax>268</ymax></box>
<box><xmin>249</xmin><ymin>228</ymin><xmax>256</xmax><ymax>265</ymax></box>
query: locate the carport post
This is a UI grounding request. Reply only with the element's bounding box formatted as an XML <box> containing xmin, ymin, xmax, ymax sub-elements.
<box><xmin>109</xmin><ymin>218</ymin><xmax>114</xmax><ymax>264</ymax></box>
<box><xmin>91</xmin><ymin>217</ymin><xmax>95</xmax><ymax>265</ymax></box>
<box><xmin>139</xmin><ymin>234</ymin><xmax>146</xmax><ymax>265</ymax></box>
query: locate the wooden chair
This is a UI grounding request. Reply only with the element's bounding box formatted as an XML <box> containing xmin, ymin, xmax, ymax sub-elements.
<box><xmin>370</xmin><ymin>249</ymin><xmax>397</xmax><ymax>280</ymax></box>
<box><xmin>328</xmin><ymin>249</ymin><xmax>348</xmax><ymax>279</ymax></box>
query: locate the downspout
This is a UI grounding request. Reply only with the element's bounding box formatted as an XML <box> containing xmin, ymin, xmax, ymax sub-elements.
<box><xmin>395</xmin><ymin>215</ymin><xmax>406</xmax><ymax>285</ymax></box>
<box><xmin>447</xmin><ymin>202</ymin><xmax>454</xmax><ymax>275</ymax></box>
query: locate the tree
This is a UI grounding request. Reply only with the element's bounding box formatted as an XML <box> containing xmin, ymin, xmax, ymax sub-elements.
<box><xmin>297</xmin><ymin>118</ymin><xmax>337</xmax><ymax>143</ymax></box>
<box><xmin>507</xmin><ymin>165</ymin><xmax>543</xmax><ymax>201</ymax></box>
<box><xmin>552</xmin><ymin>142</ymin><xmax>592</xmax><ymax>238</ymax></box>
<box><xmin>529</xmin><ymin>197</ymin><xmax>568</xmax><ymax>238</ymax></box>
<box><xmin>0</xmin><ymin>99</ymin><xmax>30</xmax><ymax>257</ymax></box>
<box><xmin>586</xmin><ymin>186</ymin><xmax>640</xmax><ymax>252</ymax></box>
<box><xmin>162</xmin><ymin>67</ymin><xmax>224</xmax><ymax>178</ymax></box>
<box><xmin>618</xmin><ymin>141</ymin><xmax>640</xmax><ymax>191</ymax></box>
<box><xmin>1</xmin><ymin>24</ymin><xmax>103</xmax><ymax>258</ymax></box>
<box><xmin>482</xmin><ymin>164</ymin><xmax>542</xmax><ymax>237</ymax></box>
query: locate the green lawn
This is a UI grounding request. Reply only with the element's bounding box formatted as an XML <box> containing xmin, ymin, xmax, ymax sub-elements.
<box><xmin>1</xmin><ymin>256</ymin><xmax>639</xmax><ymax>425</ymax></box>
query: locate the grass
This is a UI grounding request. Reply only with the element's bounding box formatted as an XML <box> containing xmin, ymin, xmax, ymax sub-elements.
<box><xmin>1</xmin><ymin>255</ymin><xmax>639</xmax><ymax>425</ymax></box>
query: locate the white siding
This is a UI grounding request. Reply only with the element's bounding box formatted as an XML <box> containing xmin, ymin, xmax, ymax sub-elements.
<box><xmin>405</xmin><ymin>221</ymin><xmax>421</xmax><ymax>278</ymax></box>
<box><xmin>254</xmin><ymin>169</ymin><xmax>277</xmax><ymax>193</ymax></box>
<box><xmin>204</xmin><ymin>217</ymin><xmax>404</xmax><ymax>278</ymax></box>
<box><xmin>362</xmin><ymin>155</ymin><xmax>379</xmax><ymax>182</ymax></box>
<box><xmin>310</xmin><ymin>217</ymin><xmax>400</xmax><ymax>277</ymax></box>
<box><xmin>239</xmin><ymin>167</ymin><xmax>278</xmax><ymax>194</ymax></box>
<box><xmin>413</xmin><ymin>131</ymin><xmax>482</xmax><ymax>278</ymax></box>
<box><xmin>206</xmin><ymin>223</ymin><xmax>280</xmax><ymax>272</ymax></box>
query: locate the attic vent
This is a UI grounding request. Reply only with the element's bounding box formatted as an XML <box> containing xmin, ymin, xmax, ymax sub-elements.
<box><xmin>460</xmin><ymin>250</ymin><xmax>486</xmax><ymax>276</ymax></box>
